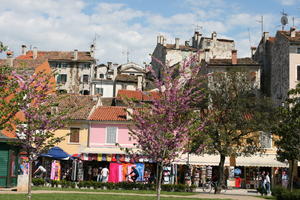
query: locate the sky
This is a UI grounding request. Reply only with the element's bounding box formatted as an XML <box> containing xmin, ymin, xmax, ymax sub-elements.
<box><xmin>0</xmin><ymin>0</ymin><xmax>300</xmax><ymax>65</ymax></box>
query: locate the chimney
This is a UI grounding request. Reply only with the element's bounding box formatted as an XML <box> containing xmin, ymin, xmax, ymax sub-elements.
<box><xmin>107</xmin><ymin>62</ymin><xmax>112</xmax><ymax>69</ymax></box>
<box><xmin>90</xmin><ymin>44</ymin><xmax>95</xmax><ymax>58</ymax></box>
<box><xmin>113</xmin><ymin>66</ymin><xmax>118</xmax><ymax>80</ymax></box>
<box><xmin>263</xmin><ymin>32</ymin><xmax>269</xmax><ymax>43</ymax></box>
<box><xmin>137</xmin><ymin>75</ymin><xmax>143</xmax><ymax>90</ymax></box>
<box><xmin>197</xmin><ymin>33</ymin><xmax>202</xmax><ymax>49</ymax></box>
<box><xmin>21</xmin><ymin>45</ymin><xmax>27</xmax><ymax>55</ymax></box>
<box><xmin>290</xmin><ymin>26</ymin><xmax>296</xmax><ymax>38</ymax></box>
<box><xmin>6</xmin><ymin>51</ymin><xmax>14</xmax><ymax>67</ymax></box>
<box><xmin>212</xmin><ymin>31</ymin><xmax>217</xmax><ymax>40</ymax></box>
<box><xmin>232</xmin><ymin>50</ymin><xmax>237</xmax><ymax>65</ymax></box>
<box><xmin>33</xmin><ymin>47</ymin><xmax>38</xmax><ymax>59</ymax></box>
<box><xmin>175</xmin><ymin>38</ymin><xmax>180</xmax><ymax>49</ymax></box>
<box><xmin>73</xmin><ymin>49</ymin><xmax>78</xmax><ymax>61</ymax></box>
<box><xmin>204</xmin><ymin>49</ymin><xmax>210</xmax><ymax>62</ymax></box>
<box><xmin>126</xmin><ymin>108</ymin><xmax>133</xmax><ymax>120</ymax></box>
<box><xmin>251</xmin><ymin>46</ymin><xmax>257</xmax><ymax>58</ymax></box>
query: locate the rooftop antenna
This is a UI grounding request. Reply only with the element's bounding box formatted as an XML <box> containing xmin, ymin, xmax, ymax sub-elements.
<box><xmin>256</xmin><ymin>16</ymin><xmax>264</xmax><ymax>36</ymax></box>
<box><xmin>247</xmin><ymin>28</ymin><xmax>252</xmax><ymax>47</ymax></box>
<box><xmin>280</xmin><ymin>9</ymin><xmax>288</xmax><ymax>30</ymax></box>
<box><xmin>92</xmin><ymin>33</ymin><xmax>100</xmax><ymax>49</ymax></box>
<box><xmin>122</xmin><ymin>49</ymin><xmax>130</xmax><ymax>63</ymax></box>
<box><xmin>193</xmin><ymin>24</ymin><xmax>203</xmax><ymax>32</ymax></box>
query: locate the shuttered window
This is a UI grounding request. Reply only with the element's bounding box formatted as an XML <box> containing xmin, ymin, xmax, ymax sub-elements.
<box><xmin>106</xmin><ymin>127</ymin><xmax>117</xmax><ymax>144</ymax></box>
<box><xmin>70</xmin><ymin>128</ymin><xmax>80</xmax><ymax>143</ymax></box>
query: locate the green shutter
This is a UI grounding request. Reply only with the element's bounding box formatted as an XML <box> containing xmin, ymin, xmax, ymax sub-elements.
<box><xmin>0</xmin><ymin>150</ymin><xmax>9</xmax><ymax>187</ymax></box>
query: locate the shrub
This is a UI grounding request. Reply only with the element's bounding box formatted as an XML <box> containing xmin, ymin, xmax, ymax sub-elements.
<box><xmin>271</xmin><ymin>186</ymin><xmax>287</xmax><ymax>197</ymax></box>
<box><xmin>49</xmin><ymin>180</ymin><xmax>59</xmax><ymax>187</ymax></box>
<box><xmin>161</xmin><ymin>184</ymin><xmax>174</xmax><ymax>192</ymax></box>
<box><xmin>32</xmin><ymin>178</ymin><xmax>45</xmax><ymax>186</ymax></box>
<box><xmin>276</xmin><ymin>190</ymin><xmax>300</xmax><ymax>200</ymax></box>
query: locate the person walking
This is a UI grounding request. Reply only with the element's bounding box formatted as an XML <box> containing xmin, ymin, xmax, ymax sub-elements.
<box><xmin>97</xmin><ymin>167</ymin><xmax>102</xmax><ymax>182</ymax></box>
<box><xmin>101</xmin><ymin>166</ymin><xmax>109</xmax><ymax>183</ymax></box>
<box><xmin>265</xmin><ymin>172</ymin><xmax>271</xmax><ymax>195</ymax></box>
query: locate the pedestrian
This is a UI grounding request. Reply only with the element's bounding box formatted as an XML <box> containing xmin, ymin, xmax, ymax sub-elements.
<box><xmin>97</xmin><ymin>167</ymin><xmax>102</xmax><ymax>182</ymax></box>
<box><xmin>127</xmin><ymin>166</ymin><xmax>139</xmax><ymax>183</ymax></box>
<box><xmin>101</xmin><ymin>166</ymin><xmax>109</xmax><ymax>183</ymax></box>
<box><xmin>282</xmin><ymin>170</ymin><xmax>288</xmax><ymax>188</ymax></box>
<box><xmin>264</xmin><ymin>172</ymin><xmax>271</xmax><ymax>195</ymax></box>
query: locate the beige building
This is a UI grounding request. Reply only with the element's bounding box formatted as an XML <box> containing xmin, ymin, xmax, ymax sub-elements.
<box><xmin>151</xmin><ymin>31</ymin><xmax>235</xmax><ymax>79</ymax></box>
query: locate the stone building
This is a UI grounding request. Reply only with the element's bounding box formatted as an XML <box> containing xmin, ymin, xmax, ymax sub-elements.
<box><xmin>14</xmin><ymin>45</ymin><xmax>96</xmax><ymax>95</ymax></box>
<box><xmin>151</xmin><ymin>31</ymin><xmax>235</xmax><ymax>79</ymax></box>
<box><xmin>254</xmin><ymin>27</ymin><xmax>300</xmax><ymax>106</ymax></box>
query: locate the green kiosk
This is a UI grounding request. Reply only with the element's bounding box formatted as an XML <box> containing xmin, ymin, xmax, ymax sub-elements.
<box><xmin>0</xmin><ymin>132</ymin><xmax>19</xmax><ymax>188</ymax></box>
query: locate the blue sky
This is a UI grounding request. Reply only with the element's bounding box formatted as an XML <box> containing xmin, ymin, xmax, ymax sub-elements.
<box><xmin>0</xmin><ymin>0</ymin><xmax>300</xmax><ymax>64</ymax></box>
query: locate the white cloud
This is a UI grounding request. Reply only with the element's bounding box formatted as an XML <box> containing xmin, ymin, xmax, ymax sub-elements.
<box><xmin>276</xmin><ymin>0</ymin><xmax>300</xmax><ymax>5</ymax></box>
<box><xmin>0</xmin><ymin>0</ymin><xmax>281</xmax><ymax>65</ymax></box>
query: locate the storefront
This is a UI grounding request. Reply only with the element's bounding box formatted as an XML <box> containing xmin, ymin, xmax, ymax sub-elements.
<box><xmin>0</xmin><ymin>135</ymin><xmax>19</xmax><ymax>188</ymax></box>
<box><xmin>79</xmin><ymin>148</ymin><xmax>156</xmax><ymax>183</ymax></box>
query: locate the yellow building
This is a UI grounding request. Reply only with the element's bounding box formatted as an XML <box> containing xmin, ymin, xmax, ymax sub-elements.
<box><xmin>54</xmin><ymin>94</ymin><xmax>101</xmax><ymax>155</ymax></box>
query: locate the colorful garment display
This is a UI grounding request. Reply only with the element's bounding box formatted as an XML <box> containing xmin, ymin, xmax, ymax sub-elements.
<box><xmin>50</xmin><ymin>160</ymin><xmax>61</xmax><ymax>180</ymax></box>
<box><xmin>136</xmin><ymin>163</ymin><xmax>145</xmax><ymax>182</ymax></box>
<box><xmin>97</xmin><ymin>154</ymin><xmax>102</xmax><ymax>161</ymax></box>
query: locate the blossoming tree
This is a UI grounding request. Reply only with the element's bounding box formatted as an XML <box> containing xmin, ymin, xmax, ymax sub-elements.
<box><xmin>127</xmin><ymin>56</ymin><xmax>205</xmax><ymax>200</ymax></box>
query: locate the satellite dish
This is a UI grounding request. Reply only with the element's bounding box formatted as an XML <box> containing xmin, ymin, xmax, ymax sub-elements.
<box><xmin>281</xmin><ymin>15</ymin><xmax>288</xmax><ymax>26</ymax></box>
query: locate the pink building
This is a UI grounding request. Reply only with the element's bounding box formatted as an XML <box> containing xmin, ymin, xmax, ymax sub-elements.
<box><xmin>82</xmin><ymin>106</ymin><xmax>135</xmax><ymax>155</ymax></box>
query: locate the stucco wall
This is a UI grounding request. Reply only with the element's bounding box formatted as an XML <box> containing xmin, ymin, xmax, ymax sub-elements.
<box><xmin>289</xmin><ymin>50</ymin><xmax>300</xmax><ymax>90</ymax></box>
<box><xmin>54</xmin><ymin>122</ymin><xmax>89</xmax><ymax>155</ymax></box>
<box><xmin>89</xmin><ymin>123</ymin><xmax>134</xmax><ymax>148</ymax></box>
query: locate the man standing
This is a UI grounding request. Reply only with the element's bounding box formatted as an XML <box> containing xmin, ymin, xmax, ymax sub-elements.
<box><xmin>265</xmin><ymin>172</ymin><xmax>271</xmax><ymax>195</ymax></box>
<box><xmin>101</xmin><ymin>166</ymin><xmax>109</xmax><ymax>183</ymax></box>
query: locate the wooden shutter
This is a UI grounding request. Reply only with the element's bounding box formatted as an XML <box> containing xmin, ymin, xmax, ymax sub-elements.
<box><xmin>0</xmin><ymin>150</ymin><xmax>9</xmax><ymax>187</ymax></box>
<box><xmin>106</xmin><ymin>127</ymin><xmax>117</xmax><ymax>143</ymax></box>
<box><xmin>70</xmin><ymin>128</ymin><xmax>80</xmax><ymax>143</ymax></box>
<box><xmin>297</xmin><ymin>65</ymin><xmax>300</xmax><ymax>81</ymax></box>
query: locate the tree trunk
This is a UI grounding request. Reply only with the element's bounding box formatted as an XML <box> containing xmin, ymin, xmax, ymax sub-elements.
<box><xmin>156</xmin><ymin>162</ymin><xmax>163</xmax><ymax>200</ymax></box>
<box><xmin>288</xmin><ymin>159</ymin><xmax>295</xmax><ymax>192</ymax></box>
<box><xmin>27</xmin><ymin>159</ymin><xmax>32</xmax><ymax>200</ymax></box>
<box><xmin>215</xmin><ymin>154</ymin><xmax>225</xmax><ymax>194</ymax></box>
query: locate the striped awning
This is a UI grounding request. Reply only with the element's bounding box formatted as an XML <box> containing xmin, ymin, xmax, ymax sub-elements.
<box><xmin>173</xmin><ymin>154</ymin><xmax>230</xmax><ymax>166</ymax></box>
<box><xmin>235</xmin><ymin>154</ymin><xmax>288</xmax><ymax>167</ymax></box>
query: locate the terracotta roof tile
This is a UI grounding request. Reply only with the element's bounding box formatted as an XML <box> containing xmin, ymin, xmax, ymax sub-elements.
<box><xmin>208</xmin><ymin>58</ymin><xmax>259</xmax><ymax>66</ymax></box>
<box><xmin>115</xmin><ymin>74</ymin><xmax>138</xmax><ymax>82</ymax></box>
<box><xmin>117</xmin><ymin>90</ymin><xmax>160</xmax><ymax>101</ymax></box>
<box><xmin>89</xmin><ymin>106</ymin><xmax>127</xmax><ymax>121</ymax></box>
<box><xmin>57</xmin><ymin>94</ymin><xmax>99</xmax><ymax>120</ymax></box>
<box><xmin>16</xmin><ymin>51</ymin><xmax>94</xmax><ymax>61</ymax></box>
<box><xmin>278</xmin><ymin>30</ymin><xmax>300</xmax><ymax>42</ymax></box>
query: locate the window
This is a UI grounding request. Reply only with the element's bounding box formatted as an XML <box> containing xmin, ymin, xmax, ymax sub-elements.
<box><xmin>121</xmin><ymin>83</ymin><xmax>127</xmax><ymax>90</ymax></box>
<box><xmin>80</xmin><ymin>90</ymin><xmax>90</xmax><ymax>95</ymax></box>
<box><xmin>82</xmin><ymin>75</ymin><xmax>89</xmax><ymax>83</ymax></box>
<box><xmin>82</xmin><ymin>63</ymin><xmax>91</xmax><ymax>68</ymax></box>
<box><xmin>61</xmin><ymin>62</ymin><xmax>68</xmax><ymax>68</ymax></box>
<box><xmin>297</xmin><ymin>65</ymin><xmax>300</xmax><ymax>81</ymax></box>
<box><xmin>95</xmin><ymin>88</ymin><xmax>104</xmax><ymax>95</ymax></box>
<box><xmin>99</xmin><ymin>74</ymin><xmax>105</xmax><ymax>79</ymax></box>
<box><xmin>57</xmin><ymin>74</ymin><xmax>67</xmax><ymax>84</ymax></box>
<box><xmin>58</xmin><ymin>89</ymin><xmax>67</xmax><ymax>94</ymax></box>
<box><xmin>106</xmin><ymin>127</ymin><xmax>117</xmax><ymax>144</ymax></box>
<box><xmin>260</xmin><ymin>132</ymin><xmax>272</xmax><ymax>149</ymax></box>
<box><xmin>70</xmin><ymin>128</ymin><xmax>80</xmax><ymax>143</ymax></box>
<box><xmin>297</xmin><ymin>48</ymin><xmax>300</xmax><ymax>54</ymax></box>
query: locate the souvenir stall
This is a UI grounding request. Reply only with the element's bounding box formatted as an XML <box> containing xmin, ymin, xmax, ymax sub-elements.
<box><xmin>79</xmin><ymin>152</ymin><xmax>155</xmax><ymax>183</ymax></box>
<box><xmin>233</xmin><ymin>154</ymin><xmax>289</xmax><ymax>189</ymax></box>
<box><xmin>39</xmin><ymin>146</ymin><xmax>73</xmax><ymax>181</ymax></box>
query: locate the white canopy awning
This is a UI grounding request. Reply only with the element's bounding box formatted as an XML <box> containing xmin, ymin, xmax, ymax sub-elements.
<box><xmin>80</xmin><ymin>147</ymin><xmax>139</xmax><ymax>154</ymax></box>
<box><xmin>235</xmin><ymin>154</ymin><xmax>288</xmax><ymax>167</ymax></box>
<box><xmin>173</xmin><ymin>154</ymin><xmax>229</xmax><ymax>166</ymax></box>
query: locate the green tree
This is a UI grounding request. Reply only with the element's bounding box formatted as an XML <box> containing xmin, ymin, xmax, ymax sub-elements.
<box><xmin>273</xmin><ymin>84</ymin><xmax>300</xmax><ymax>191</ymax></box>
<box><xmin>191</xmin><ymin>70</ymin><xmax>275</xmax><ymax>193</ymax></box>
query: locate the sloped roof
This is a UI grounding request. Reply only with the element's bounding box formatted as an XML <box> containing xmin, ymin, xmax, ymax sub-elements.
<box><xmin>115</xmin><ymin>74</ymin><xmax>138</xmax><ymax>82</ymax></box>
<box><xmin>89</xmin><ymin>106</ymin><xmax>127</xmax><ymax>121</ymax></box>
<box><xmin>16</xmin><ymin>50</ymin><xmax>94</xmax><ymax>61</ymax></box>
<box><xmin>278</xmin><ymin>30</ymin><xmax>300</xmax><ymax>42</ymax></box>
<box><xmin>117</xmin><ymin>90</ymin><xmax>160</xmax><ymax>101</ymax></box>
<box><xmin>165</xmin><ymin>44</ymin><xmax>198</xmax><ymax>52</ymax></box>
<box><xmin>57</xmin><ymin>94</ymin><xmax>99</xmax><ymax>120</ymax></box>
<box><xmin>208</xmin><ymin>58</ymin><xmax>259</xmax><ymax>66</ymax></box>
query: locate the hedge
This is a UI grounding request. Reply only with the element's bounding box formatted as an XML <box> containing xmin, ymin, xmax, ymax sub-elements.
<box><xmin>32</xmin><ymin>179</ymin><xmax>196</xmax><ymax>192</ymax></box>
<box><xmin>271</xmin><ymin>186</ymin><xmax>300</xmax><ymax>200</ymax></box>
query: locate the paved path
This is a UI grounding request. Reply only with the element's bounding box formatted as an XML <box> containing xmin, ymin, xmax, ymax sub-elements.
<box><xmin>0</xmin><ymin>190</ymin><xmax>264</xmax><ymax>200</ymax></box>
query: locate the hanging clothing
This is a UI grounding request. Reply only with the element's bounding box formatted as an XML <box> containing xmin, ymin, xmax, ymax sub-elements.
<box><xmin>136</xmin><ymin>163</ymin><xmax>145</xmax><ymax>182</ymax></box>
<box><xmin>97</xmin><ymin>154</ymin><xmax>102</xmax><ymax>161</ymax></box>
<box><xmin>108</xmin><ymin>163</ymin><xmax>121</xmax><ymax>183</ymax></box>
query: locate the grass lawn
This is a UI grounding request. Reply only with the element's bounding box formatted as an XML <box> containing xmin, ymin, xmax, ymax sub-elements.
<box><xmin>0</xmin><ymin>193</ymin><xmax>223</xmax><ymax>200</ymax></box>
<box><xmin>32</xmin><ymin>186</ymin><xmax>195</xmax><ymax>196</ymax></box>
